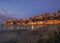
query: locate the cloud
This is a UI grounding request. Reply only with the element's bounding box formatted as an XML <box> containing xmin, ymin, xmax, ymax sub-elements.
<box><xmin>1</xmin><ymin>8</ymin><xmax>8</xmax><ymax>15</ymax></box>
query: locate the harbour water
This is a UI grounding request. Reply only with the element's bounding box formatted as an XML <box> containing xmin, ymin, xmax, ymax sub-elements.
<box><xmin>0</xmin><ymin>24</ymin><xmax>44</xmax><ymax>31</ymax></box>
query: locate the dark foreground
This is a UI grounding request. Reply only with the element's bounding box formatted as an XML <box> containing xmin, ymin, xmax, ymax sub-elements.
<box><xmin>0</xmin><ymin>24</ymin><xmax>60</xmax><ymax>43</ymax></box>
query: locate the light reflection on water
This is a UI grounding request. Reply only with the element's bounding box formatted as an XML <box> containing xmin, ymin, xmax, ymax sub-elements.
<box><xmin>0</xmin><ymin>24</ymin><xmax>44</xmax><ymax>30</ymax></box>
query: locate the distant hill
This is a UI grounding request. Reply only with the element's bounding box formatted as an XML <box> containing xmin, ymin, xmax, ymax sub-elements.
<box><xmin>0</xmin><ymin>13</ymin><xmax>18</xmax><ymax>24</ymax></box>
<box><xmin>27</xmin><ymin>10</ymin><xmax>60</xmax><ymax>22</ymax></box>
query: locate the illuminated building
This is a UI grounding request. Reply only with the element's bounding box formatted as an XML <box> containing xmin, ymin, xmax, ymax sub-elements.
<box><xmin>5</xmin><ymin>10</ymin><xmax>60</xmax><ymax>30</ymax></box>
<box><xmin>16</xmin><ymin>19</ymin><xmax>25</xmax><ymax>25</ymax></box>
<box><xmin>6</xmin><ymin>19</ymin><xmax>13</xmax><ymax>25</ymax></box>
<box><xmin>27</xmin><ymin>10</ymin><xmax>60</xmax><ymax>25</ymax></box>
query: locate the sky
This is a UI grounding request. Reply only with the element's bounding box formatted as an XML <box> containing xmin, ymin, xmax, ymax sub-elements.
<box><xmin>0</xmin><ymin>0</ymin><xmax>60</xmax><ymax>19</ymax></box>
